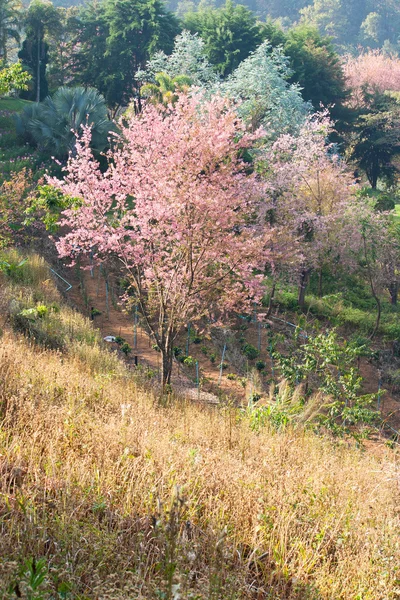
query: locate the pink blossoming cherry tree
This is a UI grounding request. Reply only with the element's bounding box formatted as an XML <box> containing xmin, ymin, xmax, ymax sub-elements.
<box><xmin>53</xmin><ymin>94</ymin><xmax>273</xmax><ymax>385</ymax></box>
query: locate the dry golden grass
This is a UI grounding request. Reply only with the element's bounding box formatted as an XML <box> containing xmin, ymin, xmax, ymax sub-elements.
<box><xmin>0</xmin><ymin>330</ymin><xmax>399</xmax><ymax>599</ymax></box>
<box><xmin>0</xmin><ymin>249</ymin><xmax>399</xmax><ymax>598</ymax></box>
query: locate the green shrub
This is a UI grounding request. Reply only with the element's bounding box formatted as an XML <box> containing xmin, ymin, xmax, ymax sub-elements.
<box><xmin>226</xmin><ymin>373</ymin><xmax>237</xmax><ymax>380</ymax></box>
<box><xmin>255</xmin><ymin>360</ymin><xmax>266</xmax><ymax>371</ymax></box>
<box><xmin>242</xmin><ymin>343</ymin><xmax>259</xmax><ymax>360</ymax></box>
<box><xmin>121</xmin><ymin>342</ymin><xmax>132</xmax><ymax>356</ymax></box>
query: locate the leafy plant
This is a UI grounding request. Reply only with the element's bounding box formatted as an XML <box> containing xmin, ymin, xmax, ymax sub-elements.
<box><xmin>241</xmin><ymin>343</ymin><xmax>259</xmax><ymax>360</ymax></box>
<box><xmin>183</xmin><ymin>355</ymin><xmax>195</xmax><ymax>367</ymax></box>
<box><xmin>120</xmin><ymin>342</ymin><xmax>132</xmax><ymax>356</ymax></box>
<box><xmin>16</xmin><ymin>86</ymin><xmax>113</xmax><ymax>158</ymax></box>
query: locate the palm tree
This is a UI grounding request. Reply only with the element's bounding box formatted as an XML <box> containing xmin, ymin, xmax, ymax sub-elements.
<box><xmin>141</xmin><ymin>72</ymin><xmax>192</xmax><ymax>106</ymax></box>
<box><xmin>16</xmin><ymin>86</ymin><xmax>113</xmax><ymax>158</ymax></box>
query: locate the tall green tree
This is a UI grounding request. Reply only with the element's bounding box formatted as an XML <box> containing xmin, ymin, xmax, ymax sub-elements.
<box><xmin>283</xmin><ymin>24</ymin><xmax>348</xmax><ymax>116</ymax></box>
<box><xmin>46</xmin><ymin>6</ymin><xmax>78</xmax><ymax>91</ymax></box>
<box><xmin>183</xmin><ymin>0</ymin><xmax>263</xmax><ymax>77</ymax></box>
<box><xmin>18</xmin><ymin>0</ymin><xmax>60</xmax><ymax>102</ymax></box>
<box><xmin>346</xmin><ymin>94</ymin><xmax>400</xmax><ymax>189</ymax></box>
<box><xmin>72</xmin><ymin>0</ymin><xmax>179</xmax><ymax>111</ymax></box>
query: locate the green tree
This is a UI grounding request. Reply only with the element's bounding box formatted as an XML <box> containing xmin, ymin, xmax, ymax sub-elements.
<box><xmin>46</xmin><ymin>6</ymin><xmax>78</xmax><ymax>91</ymax></box>
<box><xmin>141</xmin><ymin>72</ymin><xmax>192</xmax><ymax>106</ymax></box>
<box><xmin>136</xmin><ymin>30</ymin><xmax>219</xmax><ymax>87</ymax></box>
<box><xmin>183</xmin><ymin>0</ymin><xmax>263</xmax><ymax>77</ymax></box>
<box><xmin>216</xmin><ymin>41</ymin><xmax>307</xmax><ymax>135</ymax></box>
<box><xmin>0</xmin><ymin>0</ymin><xmax>22</xmax><ymax>63</ymax></box>
<box><xmin>347</xmin><ymin>97</ymin><xmax>400</xmax><ymax>189</ymax></box>
<box><xmin>18</xmin><ymin>0</ymin><xmax>60</xmax><ymax>102</ymax></box>
<box><xmin>72</xmin><ymin>0</ymin><xmax>179</xmax><ymax>111</ymax></box>
<box><xmin>0</xmin><ymin>61</ymin><xmax>30</xmax><ymax>96</ymax></box>
<box><xmin>360</xmin><ymin>0</ymin><xmax>400</xmax><ymax>49</ymax></box>
<box><xmin>283</xmin><ymin>24</ymin><xmax>348</xmax><ymax>115</ymax></box>
<box><xmin>299</xmin><ymin>0</ymin><xmax>349</xmax><ymax>46</ymax></box>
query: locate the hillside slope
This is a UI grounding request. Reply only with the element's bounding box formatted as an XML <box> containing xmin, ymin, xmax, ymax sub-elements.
<box><xmin>0</xmin><ymin>252</ymin><xmax>399</xmax><ymax>599</ymax></box>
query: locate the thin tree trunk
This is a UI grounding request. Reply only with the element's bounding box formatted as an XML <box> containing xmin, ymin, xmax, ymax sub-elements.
<box><xmin>318</xmin><ymin>268</ymin><xmax>323</xmax><ymax>298</ymax></box>
<box><xmin>298</xmin><ymin>268</ymin><xmax>311</xmax><ymax>310</ymax></box>
<box><xmin>36</xmin><ymin>27</ymin><xmax>41</xmax><ymax>102</ymax></box>
<box><xmin>266</xmin><ymin>283</ymin><xmax>276</xmax><ymax>317</ymax></box>
<box><xmin>160</xmin><ymin>346</ymin><xmax>173</xmax><ymax>387</ymax></box>
<box><xmin>362</xmin><ymin>233</ymin><xmax>381</xmax><ymax>338</ymax></box>
<box><xmin>389</xmin><ymin>281</ymin><xmax>398</xmax><ymax>305</ymax></box>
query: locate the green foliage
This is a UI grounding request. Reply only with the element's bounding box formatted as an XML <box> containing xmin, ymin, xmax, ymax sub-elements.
<box><xmin>72</xmin><ymin>0</ymin><xmax>179</xmax><ymax>109</ymax></box>
<box><xmin>216</xmin><ymin>41</ymin><xmax>308</xmax><ymax>136</ymax></box>
<box><xmin>141</xmin><ymin>72</ymin><xmax>192</xmax><ymax>106</ymax></box>
<box><xmin>0</xmin><ymin>0</ymin><xmax>22</xmax><ymax>64</ymax></box>
<box><xmin>255</xmin><ymin>360</ymin><xmax>266</xmax><ymax>371</ymax></box>
<box><xmin>136</xmin><ymin>30</ymin><xmax>219</xmax><ymax>88</ymax></box>
<box><xmin>18</xmin><ymin>0</ymin><xmax>61</xmax><ymax>102</ymax></box>
<box><xmin>283</xmin><ymin>24</ymin><xmax>348</xmax><ymax>115</ymax></box>
<box><xmin>16</xmin><ymin>86</ymin><xmax>112</xmax><ymax>158</ymax></box>
<box><xmin>0</xmin><ymin>62</ymin><xmax>31</xmax><ymax>97</ymax></box>
<box><xmin>241</xmin><ymin>342</ymin><xmax>259</xmax><ymax>360</ymax></box>
<box><xmin>183</xmin><ymin>0</ymin><xmax>263</xmax><ymax>77</ymax></box>
<box><xmin>272</xmin><ymin>329</ymin><xmax>380</xmax><ymax>436</ymax></box>
<box><xmin>347</xmin><ymin>95</ymin><xmax>400</xmax><ymax>188</ymax></box>
<box><xmin>120</xmin><ymin>342</ymin><xmax>132</xmax><ymax>356</ymax></box>
<box><xmin>183</xmin><ymin>355</ymin><xmax>195</xmax><ymax>366</ymax></box>
<box><xmin>25</xmin><ymin>185</ymin><xmax>81</xmax><ymax>233</ymax></box>
<box><xmin>0</xmin><ymin>256</ymin><xmax>27</xmax><ymax>279</ymax></box>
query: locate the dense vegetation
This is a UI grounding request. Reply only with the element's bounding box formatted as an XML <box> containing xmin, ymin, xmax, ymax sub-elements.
<box><xmin>0</xmin><ymin>0</ymin><xmax>400</xmax><ymax>596</ymax></box>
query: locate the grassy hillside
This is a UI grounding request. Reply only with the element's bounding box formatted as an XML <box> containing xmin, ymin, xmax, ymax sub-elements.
<box><xmin>0</xmin><ymin>252</ymin><xmax>399</xmax><ymax>599</ymax></box>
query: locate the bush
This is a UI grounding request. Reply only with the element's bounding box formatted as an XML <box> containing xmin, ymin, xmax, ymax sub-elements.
<box><xmin>121</xmin><ymin>342</ymin><xmax>132</xmax><ymax>356</ymax></box>
<box><xmin>242</xmin><ymin>343</ymin><xmax>259</xmax><ymax>360</ymax></box>
<box><xmin>255</xmin><ymin>360</ymin><xmax>266</xmax><ymax>371</ymax></box>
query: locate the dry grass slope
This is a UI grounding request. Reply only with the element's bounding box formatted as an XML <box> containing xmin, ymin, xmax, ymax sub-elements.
<box><xmin>0</xmin><ymin>251</ymin><xmax>399</xmax><ymax>599</ymax></box>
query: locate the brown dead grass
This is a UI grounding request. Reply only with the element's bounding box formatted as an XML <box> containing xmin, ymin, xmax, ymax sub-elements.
<box><xmin>0</xmin><ymin>331</ymin><xmax>399</xmax><ymax>599</ymax></box>
<box><xmin>0</xmin><ymin>250</ymin><xmax>399</xmax><ymax>598</ymax></box>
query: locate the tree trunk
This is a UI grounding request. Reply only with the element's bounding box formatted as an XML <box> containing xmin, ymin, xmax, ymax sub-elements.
<box><xmin>160</xmin><ymin>346</ymin><xmax>173</xmax><ymax>387</ymax></box>
<box><xmin>36</xmin><ymin>27</ymin><xmax>41</xmax><ymax>103</ymax></box>
<box><xmin>362</xmin><ymin>233</ymin><xmax>381</xmax><ymax>339</ymax></box>
<box><xmin>318</xmin><ymin>268</ymin><xmax>323</xmax><ymax>298</ymax></box>
<box><xmin>266</xmin><ymin>282</ymin><xmax>276</xmax><ymax>317</ymax></box>
<box><xmin>389</xmin><ymin>281</ymin><xmax>398</xmax><ymax>305</ymax></box>
<box><xmin>298</xmin><ymin>268</ymin><xmax>311</xmax><ymax>310</ymax></box>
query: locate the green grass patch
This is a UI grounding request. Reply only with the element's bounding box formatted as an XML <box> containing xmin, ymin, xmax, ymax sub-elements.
<box><xmin>0</xmin><ymin>97</ymin><xmax>31</xmax><ymax>112</ymax></box>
